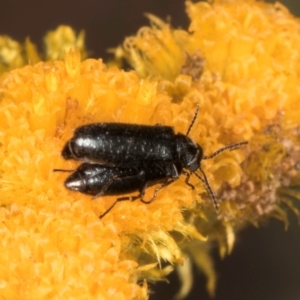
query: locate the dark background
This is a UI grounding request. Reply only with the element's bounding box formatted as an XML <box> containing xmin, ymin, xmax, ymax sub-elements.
<box><xmin>1</xmin><ymin>1</ymin><xmax>300</xmax><ymax>299</ymax></box>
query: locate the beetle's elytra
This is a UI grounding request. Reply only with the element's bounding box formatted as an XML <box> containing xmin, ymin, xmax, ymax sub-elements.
<box><xmin>56</xmin><ymin>106</ymin><xmax>248</xmax><ymax>217</ymax></box>
<box><xmin>63</xmin><ymin>162</ymin><xmax>178</xmax><ymax>197</ymax></box>
<box><xmin>55</xmin><ymin>161</ymin><xmax>178</xmax><ymax>218</ymax></box>
<box><xmin>62</xmin><ymin>123</ymin><xmax>202</xmax><ymax>172</ymax></box>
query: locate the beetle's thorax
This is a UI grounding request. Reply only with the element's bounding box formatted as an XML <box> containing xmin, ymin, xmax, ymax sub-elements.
<box><xmin>176</xmin><ymin>133</ymin><xmax>203</xmax><ymax>172</ymax></box>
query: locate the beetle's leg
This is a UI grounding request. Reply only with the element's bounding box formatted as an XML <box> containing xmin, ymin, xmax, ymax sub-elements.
<box><xmin>182</xmin><ymin>170</ymin><xmax>194</xmax><ymax>190</ymax></box>
<box><xmin>139</xmin><ymin>162</ymin><xmax>179</xmax><ymax>203</ymax></box>
<box><xmin>99</xmin><ymin>170</ymin><xmax>145</xmax><ymax>219</ymax></box>
<box><xmin>140</xmin><ymin>179</ymin><xmax>174</xmax><ymax>204</ymax></box>
<box><xmin>115</xmin><ymin>194</ymin><xmax>141</xmax><ymax>202</ymax></box>
<box><xmin>93</xmin><ymin>178</ymin><xmax>115</xmax><ymax>199</ymax></box>
<box><xmin>95</xmin><ymin>168</ymin><xmax>142</xmax><ymax>199</ymax></box>
<box><xmin>99</xmin><ymin>200</ymin><xmax>118</xmax><ymax>219</ymax></box>
<box><xmin>53</xmin><ymin>168</ymin><xmax>75</xmax><ymax>172</ymax></box>
<box><xmin>99</xmin><ymin>193</ymin><xmax>142</xmax><ymax>219</ymax></box>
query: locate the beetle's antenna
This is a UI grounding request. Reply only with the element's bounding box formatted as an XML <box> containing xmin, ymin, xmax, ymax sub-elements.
<box><xmin>194</xmin><ymin>168</ymin><xmax>219</xmax><ymax>212</ymax></box>
<box><xmin>186</xmin><ymin>104</ymin><xmax>200</xmax><ymax>136</ymax></box>
<box><xmin>196</xmin><ymin>141</ymin><xmax>248</xmax><ymax>211</ymax></box>
<box><xmin>203</xmin><ymin>141</ymin><xmax>248</xmax><ymax>160</ymax></box>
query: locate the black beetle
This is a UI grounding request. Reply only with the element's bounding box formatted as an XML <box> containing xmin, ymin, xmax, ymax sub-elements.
<box><xmin>63</xmin><ymin>162</ymin><xmax>180</xmax><ymax>197</ymax></box>
<box><xmin>61</xmin><ymin>114</ymin><xmax>202</xmax><ymax>171</ymax></box>
<box><xmin>55</xmin><ymin>161</ymin><xmax>180</xmax><ymax>218</ymax></box>
<box><xmin>58</xmin><ymin>106</ymin><xmax>248</xmax><ymax>213</ymax></box>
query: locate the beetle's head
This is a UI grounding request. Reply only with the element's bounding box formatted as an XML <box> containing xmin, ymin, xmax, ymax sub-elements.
<box><xmin>176</xmin><ymin>134</ymin><xmax>203</xmax><ymax>172</ymax></box>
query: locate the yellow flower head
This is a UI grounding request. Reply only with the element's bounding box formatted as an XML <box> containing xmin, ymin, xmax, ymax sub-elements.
<box><xmin>116</xmin><ymin>0</ymin><xmax>300</xmax><ymax>222</ymax></box>
<box><xmin>1</xmin><ymin>0</ymin><xmax>300</xmax><ymax>299</ymax></box>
